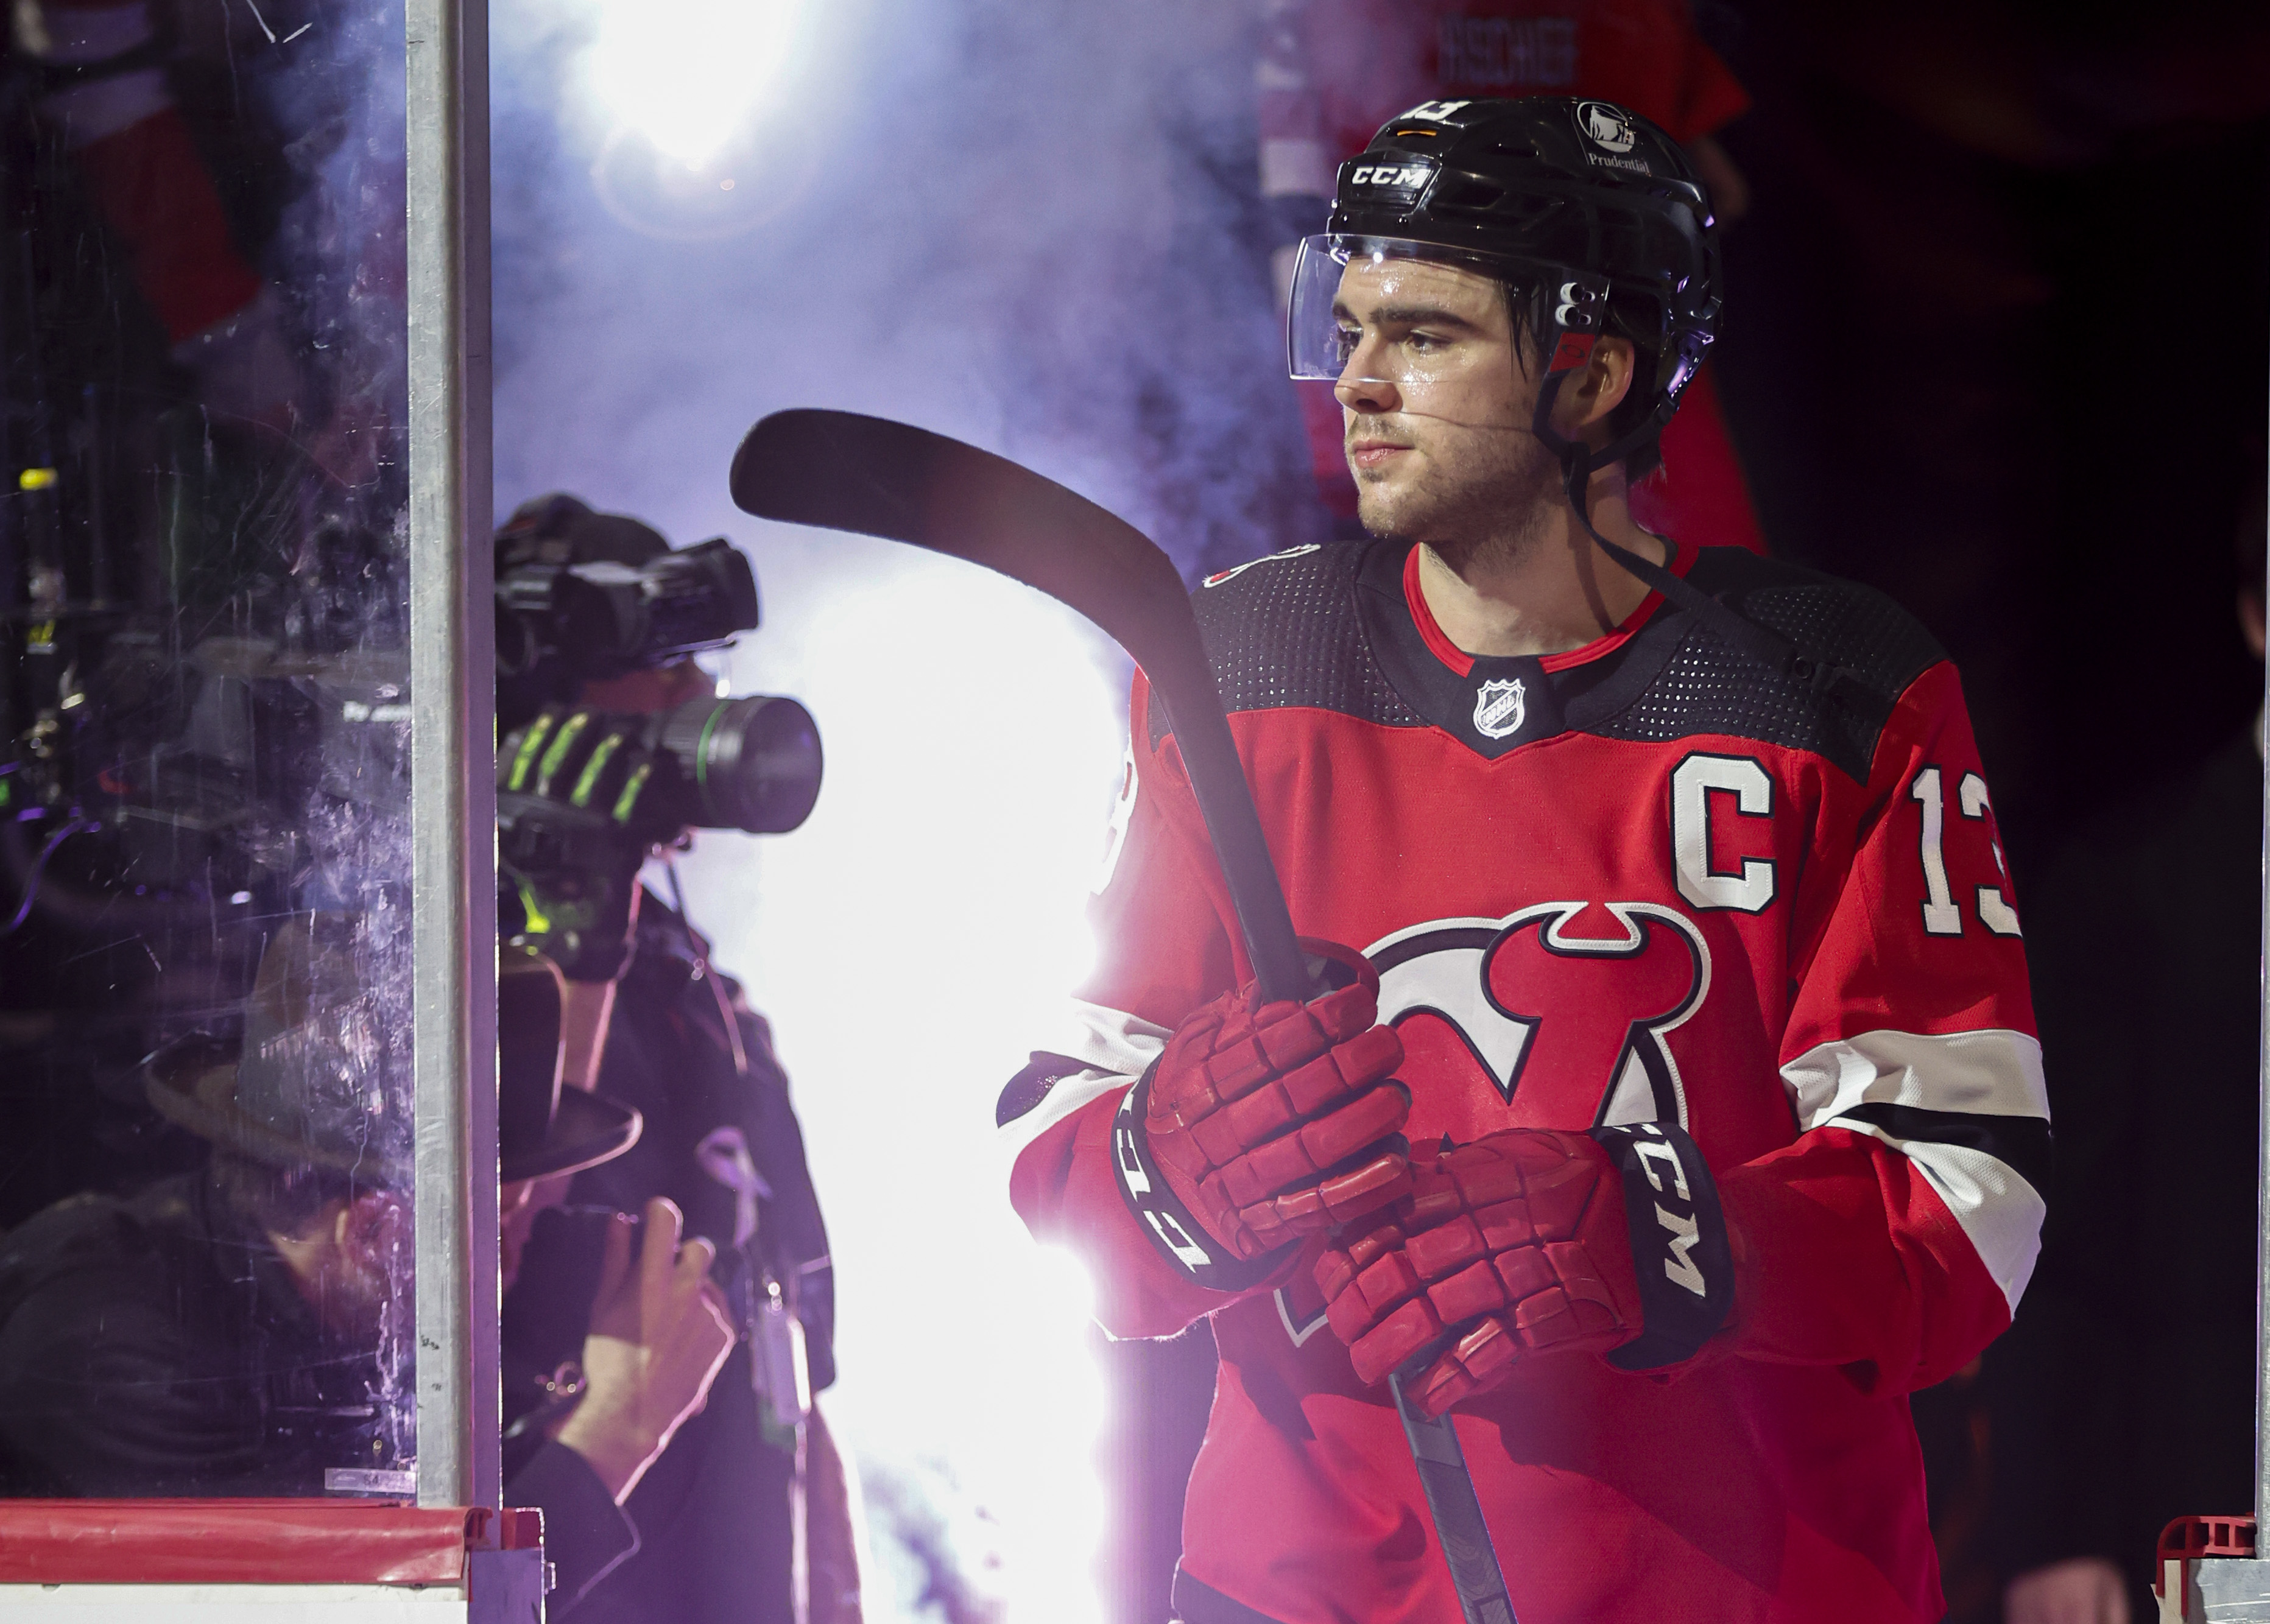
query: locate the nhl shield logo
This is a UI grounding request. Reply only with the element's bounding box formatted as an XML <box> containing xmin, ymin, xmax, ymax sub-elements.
<box><xmin>1473</xmin><ymin>677</ymin><xmax>1526</xmax><ymax>739</ymax></box>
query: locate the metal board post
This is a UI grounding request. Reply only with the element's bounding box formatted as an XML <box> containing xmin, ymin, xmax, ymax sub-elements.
<box><xmin>2260</xmin><ymin>418</ymin><xmax>2270</xmax><ymax>1533</ymax></box>
<box><xmin>407</xmin><ymin>0</ymin><xmax>498</xmax><ymax>1509</ymax></box>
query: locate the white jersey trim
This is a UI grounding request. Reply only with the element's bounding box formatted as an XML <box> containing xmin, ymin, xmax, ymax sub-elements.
<box><xmin>1825</xmin><ymin>1123</ymin><xmax>2046</xmax><ymax>1316</ymax></box>
<box><xmin>1781</xmin><ymin>1027</ymin><xmax>2049</xmax><ymax>1315</ymax></box>
<box><xmin>1780</xmin><ymin>1026</ymin><xmax>2048</xmax><ymax>1127</ymax></box>
<box><xmin>1779</xmin><ymin>1030</ymin><xmax>2052</xmax><ymax>1129</ymax></box>
<box><xmin>996</xmin><ymin>999</ymin><xmax>1170</xmax><ymax>1163</ymax></box>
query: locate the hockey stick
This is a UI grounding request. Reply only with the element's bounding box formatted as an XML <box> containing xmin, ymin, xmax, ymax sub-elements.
<box><xmin>730</xmin><ymin>409</ymin><xmax>1305</xmax><ymax>1002</ymax></box>
<box><xmin>729</xmin><ymin>407</ymin><xmax>1516</xmax><ymax>1624</ymax></box>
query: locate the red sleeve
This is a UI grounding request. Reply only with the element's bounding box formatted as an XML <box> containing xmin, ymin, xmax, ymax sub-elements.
<box><xmin>1577</xmin><ymin>0</ymin><xmax>1751</xmax><ymax>142</ymax></box>
<box><xmin>1718</xmin><ymin>660</ymin><xmax>2046</xmax><ymax>1394</ymax></box>
<box><xmin>1002</xmin><ymin>675</ymin><xmax>1287</xmax><ymax>1338</ymax></box>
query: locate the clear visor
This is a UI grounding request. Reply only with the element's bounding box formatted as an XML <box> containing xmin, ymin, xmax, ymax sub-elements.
<box><xmin>1285</xmin><ymin>234</ymin><xmax>1609</xmax><ymax>424</ymax></box>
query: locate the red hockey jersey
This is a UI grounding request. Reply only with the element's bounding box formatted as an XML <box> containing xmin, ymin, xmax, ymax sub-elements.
<box><xmin>1002</xmin><ymin>539</ymin><xmax>2046</xmax><ymax>1623</ymax></box>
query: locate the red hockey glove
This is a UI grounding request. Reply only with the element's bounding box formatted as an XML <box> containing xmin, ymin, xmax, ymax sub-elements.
<box><xmin>1316</xmin><ymin>1122</ymin><xmax>1734</xmax><ymax>1418</ymax></box>
<box><xmin>1112</xmin><ymin>941</ymin><xmax>1411</xmax><ymax>1292</ymax></box>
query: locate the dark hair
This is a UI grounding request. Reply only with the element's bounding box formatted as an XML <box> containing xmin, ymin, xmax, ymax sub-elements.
<box><xmin>208</xmin><ymin>1150</ymin><xmax>373</xmax><ymax>1239</ymax></box>
<box><xmin>1499</xmin><ymin>279</ymin><xmax>1668</xmax><ymax>483</ymax></box>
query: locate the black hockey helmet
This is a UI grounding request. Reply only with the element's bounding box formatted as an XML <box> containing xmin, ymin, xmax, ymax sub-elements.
<box><xmin>1289</xmin><ymin>95</ymin><xmax>1720</xmax><ymax>473</ymax></box>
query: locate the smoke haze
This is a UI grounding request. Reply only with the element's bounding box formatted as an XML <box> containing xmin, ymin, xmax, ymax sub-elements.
<box><xmin>490</xmin><ymin>1</ymin><xmax>1320</xmax><ymax>1615</ymax></box>
<box><xmin>491</xmin><ymin>0</ymin><xmax>1320</xmax><ymax>563</ymax></box>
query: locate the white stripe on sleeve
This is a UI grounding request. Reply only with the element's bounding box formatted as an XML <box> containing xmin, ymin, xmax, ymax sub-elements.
<box><xmin>996</xmin><ymin>999</ymin><xmax>1170</xmax><ymax>1162</ymax></box>
<box><xmin>1780</xmin><ymin>1027</ymin><xmax>2050</xmax><ymax>1315</ymax></box>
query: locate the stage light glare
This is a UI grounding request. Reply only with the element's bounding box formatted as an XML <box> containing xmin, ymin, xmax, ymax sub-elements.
<box><xmin>585</xmin><ymin>0</ymin><xmax>802</xmax><ymax>166</ymax></box>
<box><xmin>689</xmin><ymin>542</ymin><xmax>1125</xmax><ymax>1619</ymax></box>
<box><xmin>998</xmin><ymin>1246</ymin><xmax>1109</xmax><ymax>1624</ymax></box>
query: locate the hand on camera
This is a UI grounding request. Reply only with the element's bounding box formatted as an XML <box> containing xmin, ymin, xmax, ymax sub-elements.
<box><xmin>554</xmin><ymin>1197</ymin><xmax>735</xmax><ymax>1505</ymax></box>
<box><xmin>1314</xmin><ymin>1130</ymin><xmax>1641</xmax><ymax>1418</ymax></box>
<box><xmin>1137</xmin><ymin>941</ymin><xmax>1412</xmax><ymax>1264</ymax></box>
<box><xmin>497</xmin><ymin>707</ymin><xmax>674</xmax><ymax>981</ymax></box>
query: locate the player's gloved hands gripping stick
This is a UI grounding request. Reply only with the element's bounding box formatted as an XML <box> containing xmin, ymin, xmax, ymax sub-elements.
<box><xmin>1115</xmin><ymin>940</ymin><xmax>1413</xmax><ymax>1291</ymax></box>
<box><xmin>1318</xmin><ymin>1122</ymin><xmax>1736</xmax><ymax>1418</ymax></box>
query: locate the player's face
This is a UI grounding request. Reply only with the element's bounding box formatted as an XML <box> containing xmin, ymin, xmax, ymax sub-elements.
<box><xmin>1329</xmin><ymin>257</ymin><xmax>1558</xmax><ymax>553</ymax></box>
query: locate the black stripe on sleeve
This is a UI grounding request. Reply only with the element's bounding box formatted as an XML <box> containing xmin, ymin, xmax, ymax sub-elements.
<box><xmin>996</xmin><ymin>1052</ymin><xmax>1089</xmax><ymax>1128</ymax></box>
<box><xmin>1829</xmin><ymin>1102</ymin><xmax>2053</xmax><ymax>1197</ymax></box>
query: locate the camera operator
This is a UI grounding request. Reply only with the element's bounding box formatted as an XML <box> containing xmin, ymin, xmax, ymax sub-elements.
<box><xmin>496</xmin><ymin>947</ymin><xmax>739</xmax><ymax>1610</ymax></box>
<box><xmin>0</xmin><ymin>924</ymin><xmax>735</xmax><ymax>1617</ymax></box>
<box><xmin>494</xmin><ymin>493</ymin><xmax>857</xmax><ymax>1624</ymax></box>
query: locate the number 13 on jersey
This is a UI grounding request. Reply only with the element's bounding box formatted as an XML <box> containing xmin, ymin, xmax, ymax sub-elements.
<box><xmin>1911</xmin><ymin>765</ymin><xmax>2020</xmax><ymax>939</ymax></box>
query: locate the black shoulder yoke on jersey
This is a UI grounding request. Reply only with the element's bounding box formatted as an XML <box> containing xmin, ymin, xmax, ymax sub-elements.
<box><xmin>1153</xmin><ymin>540</ymin><xmax>1946</xmax><ymax>783</ymax></box>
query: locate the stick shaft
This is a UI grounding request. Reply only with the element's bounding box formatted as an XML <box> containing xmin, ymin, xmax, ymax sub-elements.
<box><xmin>1147</xmin><ymin>682</ymin><xmax>1309</xmax><ymax>1005</ymax></box>
<box><xmin>1392</xmin><ymin>1369</ymin><xmax>1520</xmax><ymax>1624</ymax></box>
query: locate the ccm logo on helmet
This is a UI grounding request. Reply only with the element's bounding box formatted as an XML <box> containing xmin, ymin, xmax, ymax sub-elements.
<box><xmin>1350</xmin><ymin>163</ymin><xmax>1433</xmax><ymax>188</ymax></box>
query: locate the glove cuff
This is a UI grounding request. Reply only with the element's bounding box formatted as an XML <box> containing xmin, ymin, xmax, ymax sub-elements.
<box><xmin>1590</xmin><ymin>1122</ymin><xmax>1735</xmax><ymax>1370</ymax></box>
<box><xmin>1112</xmin><ymin>1065</ymin><xmax>1291</xmax><ymax>1295</ymax></box>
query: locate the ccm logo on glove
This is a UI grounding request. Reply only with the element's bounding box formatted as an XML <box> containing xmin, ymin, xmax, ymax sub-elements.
<box><xmin>1113</xmin><ymin>941</ymin><xmax>1412</xmax><ymax>1292</ymax></box>
<box><xmin>1316</xmin><ymin>1122</ymin><xmax>1733</xmax><ymax>1418</ymax></box>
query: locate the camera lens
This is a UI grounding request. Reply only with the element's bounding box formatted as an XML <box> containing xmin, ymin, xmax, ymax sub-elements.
<box><xmin>657</xmin><ymin>695</ymin><xmax>822</xmax><ymax>835</ymax></box>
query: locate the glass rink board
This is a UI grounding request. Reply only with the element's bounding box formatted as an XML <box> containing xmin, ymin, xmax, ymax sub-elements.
<box><xmin>0</xmin><ymin>0</ymin><xmax>494</xmax><ymax>1562</ymax></box>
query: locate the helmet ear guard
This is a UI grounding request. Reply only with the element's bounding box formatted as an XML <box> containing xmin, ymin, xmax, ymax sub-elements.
<box><xmin>1528</xmin><ymin>267</ymin><xmax>1667</xmax><ymax>481</ymax></box>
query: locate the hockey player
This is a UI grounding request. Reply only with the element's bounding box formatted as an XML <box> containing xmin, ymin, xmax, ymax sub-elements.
<box><xmin>1001</xmin><ymin>97</ymin><xmax>2045</xmax><ymax>1623</ymax></box>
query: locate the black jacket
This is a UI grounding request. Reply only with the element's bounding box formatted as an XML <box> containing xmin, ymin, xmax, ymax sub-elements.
<box><xmin>502</xmin><ymin>888</ymin><xmax>836</xmax><ymax>1624</ymax></box>
<box><xmin>0</xmin><ymin>1173</ymin><xmax>392</xmax><ymax>1497</ymax></box>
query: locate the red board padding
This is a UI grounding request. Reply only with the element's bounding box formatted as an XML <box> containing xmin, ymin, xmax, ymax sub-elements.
<box><xmin>0</xmin><ymin>1500</ymin><xmax>543</xmax><ymax>1585</ymax></box>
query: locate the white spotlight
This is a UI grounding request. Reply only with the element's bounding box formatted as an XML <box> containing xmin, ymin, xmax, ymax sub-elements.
<box><xmin>585</xmin><ymin>0</ymin><xmax>804</xmax><ymax>167</ymax></box>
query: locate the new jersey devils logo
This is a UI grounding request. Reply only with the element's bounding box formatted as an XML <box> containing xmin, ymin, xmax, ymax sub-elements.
<box><xmin>1366</xmin><ymin>902</ymin><xmax>1711</xmax><ymax>1130</ymax></box>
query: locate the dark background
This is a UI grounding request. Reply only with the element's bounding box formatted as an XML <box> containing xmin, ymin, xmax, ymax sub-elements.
<box><xmin>1716</xmin><ymin>19</ymin><xmax>2269</xmax><ymax>1606</ymax></box>
<box><xmin>1710</xmin><ymin>0</ymin><xmax>2270</xmax><ymax>884</ymax></box>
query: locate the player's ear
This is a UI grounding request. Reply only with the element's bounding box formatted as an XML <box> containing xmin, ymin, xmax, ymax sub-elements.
<box><xmin>1572</xmin><ymin>336</ymin><xmax>1638</xmax><ymax>430</ymax></box>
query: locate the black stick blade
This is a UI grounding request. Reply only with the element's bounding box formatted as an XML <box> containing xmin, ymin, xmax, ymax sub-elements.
<box><xmin>732</xmin><ymin>409</ymin><xmax>1188</xmax><ymax>678</ymax></box>
<box><xmin>730</xmin><ymin>408</ymin><xmax>1309</xmax><ymax>1004</ymax></box>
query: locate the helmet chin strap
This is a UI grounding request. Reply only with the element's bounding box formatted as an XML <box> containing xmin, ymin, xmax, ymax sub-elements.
<box><xmin>1529</xmin><ymin>342</ymin><xmax>1858</xmax><ymax>702</ymax></box>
